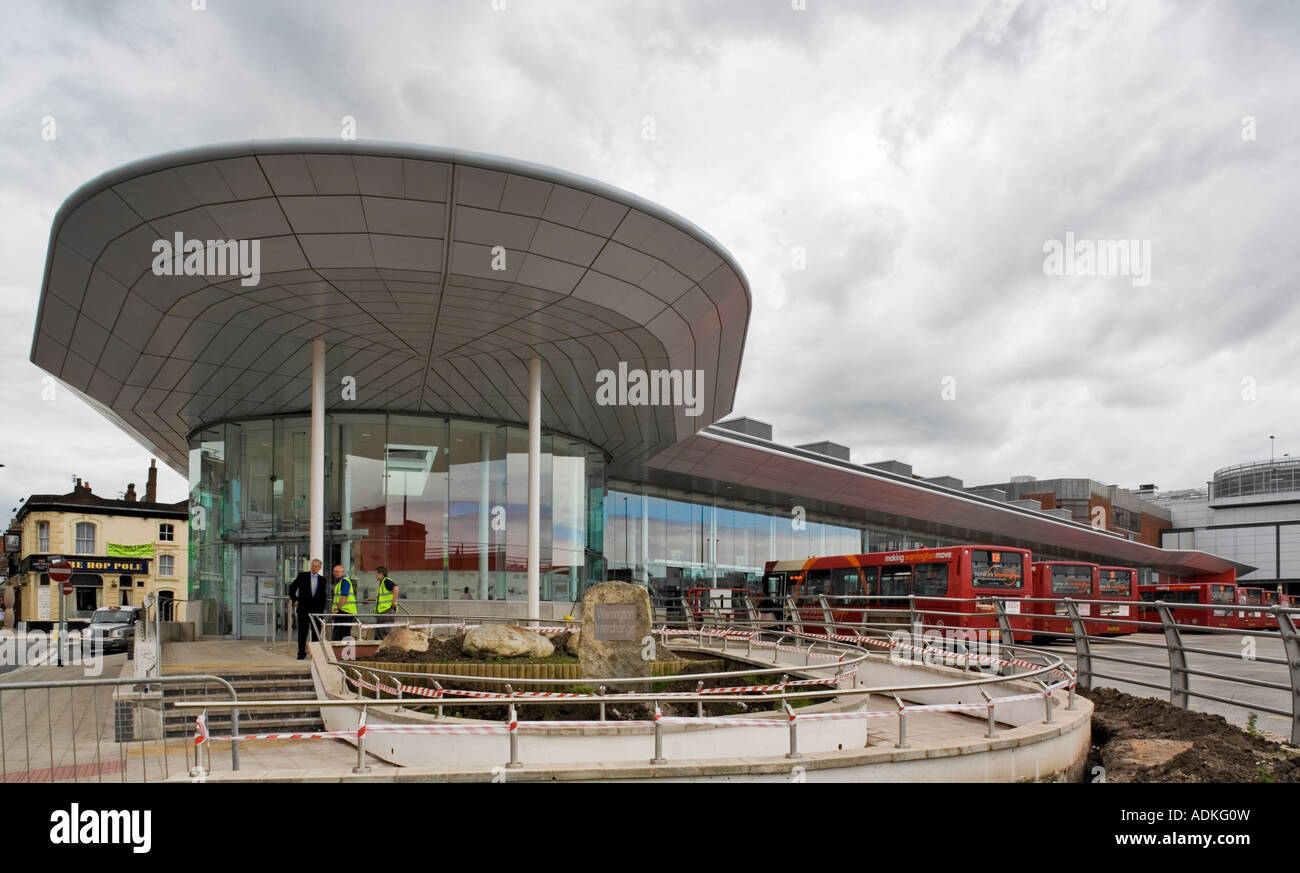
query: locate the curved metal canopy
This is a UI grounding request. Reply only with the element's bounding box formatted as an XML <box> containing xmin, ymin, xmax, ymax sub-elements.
<box><xmin>32</xmin><ymin>140</ymin><xmax>751</xmax><ymax>475</ymax></box>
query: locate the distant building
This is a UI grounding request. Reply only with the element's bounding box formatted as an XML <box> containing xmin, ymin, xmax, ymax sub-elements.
<box><xmin>966</xmin><ymin>476</ymin><xmax>1172</xmax><ymax>547</ymax></box>
<box><xmin>1153</xmin><ymin>459</ymin><xmax>1300</xmax><ymax>595</ymax></box>
<box><xmin>3</xmin><ymin>461</ymin><xmax>188</xmax><ymax>630</ymax></box>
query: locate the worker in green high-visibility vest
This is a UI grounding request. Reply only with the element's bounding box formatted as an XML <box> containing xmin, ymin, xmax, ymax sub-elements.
<box><xmin>331</xmin><ymin>564</ymin><xmax>356</xmax><ymax>642</ymax></box>
<box><xmin>372</xmin><ymin>566</ymin><xmax>399</xmax><ymax>641</ymax></box>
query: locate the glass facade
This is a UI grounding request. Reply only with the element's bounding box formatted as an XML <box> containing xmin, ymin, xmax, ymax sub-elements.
<box><xmin>188</xmin><ymin>414</ymin><xmax>605</xmax><ymax>637</ymax></box>
<box><xmin>1212</xmin><ymin>459</ymin><xmax>1300</xmax><ymax>499</ymax></box>
<box><xmin>187</xmin><ymin>413</ymin><xmax>960</xmax><ymax>638</ymax></box>
<box><xmin>601</xmin><ymin>480</ymin><xmax>955</xmax><ymax>610</ymax></box>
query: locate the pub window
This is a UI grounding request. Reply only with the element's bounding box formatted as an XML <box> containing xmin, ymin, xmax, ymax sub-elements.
<box><xmin>75</xmin><ymin>522</ymin><xmax>95</xmax><ymax>554</ymax></box>
<box><xmin>159</xmin><ymin>523</ymin><xmax>174</xmax><ymax>542</ymax></box>
<box><xmin>159</xmin><ymin>555</ymin><xmax>175</xmax><ymax>576</ymax></box>
<box><xmin>37</xmin><ymin>521</ymin><xmax>50</xmax><ymax>552</ymax></box>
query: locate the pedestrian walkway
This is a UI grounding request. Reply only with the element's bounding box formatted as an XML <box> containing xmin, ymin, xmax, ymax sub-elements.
<box><xmin>162</xmin><ymin>639</ymin><xmax>304</xmax><ymax>674</ymax></box>
<box><xmin>0</xmin><ymin>650</ymin><xmax>358</xmax><ymax>782</ymax></box>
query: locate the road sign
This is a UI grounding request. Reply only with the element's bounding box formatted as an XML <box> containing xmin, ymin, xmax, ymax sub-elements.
<box><xmin>51</xmin><ymin>559</ymin><xmax>72</xmax><ymax>668</ymax></box>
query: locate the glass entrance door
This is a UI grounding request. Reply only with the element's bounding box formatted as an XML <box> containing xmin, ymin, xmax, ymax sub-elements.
<box><xmin>237</xmin><ymin>545</ymin><xmax>277</xmax><ymax>639</ymax></box>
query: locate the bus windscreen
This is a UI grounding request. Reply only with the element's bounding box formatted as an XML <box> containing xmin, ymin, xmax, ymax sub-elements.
<box><xmin>1210</xmin><ymin>585</ymin><xmax>1235</xmax><ymax>604</ymax></box>
<box><xmin>1099</xmin><ymin>570</ymin><xmax>1132</xmax><ymax>597</ymax></box>
<box><xmin>1050</xmin><ymin>566</ymin><xmax>1092</xmax><ymax>595</ymax></box>
<box><xmin>971</xmin><ymin>550</ymin><xmax>1023</xmax><ymax>588</ymax></box>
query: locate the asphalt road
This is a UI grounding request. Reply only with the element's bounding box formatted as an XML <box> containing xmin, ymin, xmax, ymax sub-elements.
<box><xmin>0</xmin><ymin>631</ymin><xmax>128</xmax><ymax>677</ymax></box>
<box><xmin>1032</xmin><ymin>631</ymin><xmax>1295</xmax><ymax>740</ymax></box>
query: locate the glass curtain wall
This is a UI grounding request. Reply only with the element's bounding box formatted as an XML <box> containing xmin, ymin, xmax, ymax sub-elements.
<box><xmin>604</xmin><ymin>482</ymin><xmax>964</xmax><ymax>607</ymax></box>
<box><xmin>189</xmin><ymin>414</ymin><xmax>606</xmax><ymax>636</ymax></box>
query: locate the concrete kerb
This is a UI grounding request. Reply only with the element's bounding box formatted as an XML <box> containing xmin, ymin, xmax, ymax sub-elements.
<box><xmin>171</xmin><ymin>703</ymin><xmax>1091</xmax><ymax>783</ymax></box>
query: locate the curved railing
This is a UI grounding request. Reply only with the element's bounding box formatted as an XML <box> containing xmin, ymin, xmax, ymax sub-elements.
<box><xmin>168</xmin><ymin>611</ymin><xmax>1079</xmax><ymax>771</ymax></box>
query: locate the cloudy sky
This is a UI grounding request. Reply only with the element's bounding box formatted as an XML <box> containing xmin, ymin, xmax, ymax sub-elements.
<box><xmin>1</xmin><ymin>0</ymin><xmax>1297</xmax><ymax>517</ymax></box>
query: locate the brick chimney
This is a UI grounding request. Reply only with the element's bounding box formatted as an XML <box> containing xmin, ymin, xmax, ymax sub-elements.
<box><xmin>73</xmin><ymin>478</ymin><xmax>92</xmax><ymax>496</ymax></box>
<box><xmin>124</xmin><ymin>483</ymin><xmax>137</xmax><ymax>503</ymax></box>
<box><xmin>144</xmin><ymin>459</ymin><xmax>157</xmax><ymax>503</ymax></box>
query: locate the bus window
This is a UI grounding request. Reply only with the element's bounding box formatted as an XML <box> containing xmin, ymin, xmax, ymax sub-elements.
<box><xmin>761</xmin><ymin>574</ymin><xmax>786</xmax><ymax>601</ymax></box>
<box><xmin>1051</xmin><ymin>566</ymin><xmax>1092</xmax><ymax>596</ymax></box>
<box><xmin>1099</xmin><ymin>570</ymin><xmax>1132</xmax><ymax>597</ymax></box>
<box><xmin>880</xmin><ymin>566</ymin><xmax>912</xmax><ymax>599</ymax></box>
<box><xmin>971</xmin><ymin>550</ymin><xmax>1023</xmax><ymax>588</ymax></box>
<box><xmin>913</xmin><ymin>563</ymin><xmax>949</xmax><ymax>596</ymax></box>
<box><xmin>831</xmin><ymin>568</ymin><xmax>866</xmax><ymax>605</ymax></box>
<box><xmin>862</xmin><ymin>567</ymin><xmax>879</xmax><ymax>598</ymax></box>
<box><xmin>804</xmin><ymin>569</ymin><xmax>834</xmax><ymax>597</ymax></box>
<box><xmin>1143</xmin><ymin>589</ymin><xmax>1198</xmax><ymax>604</ymax></box>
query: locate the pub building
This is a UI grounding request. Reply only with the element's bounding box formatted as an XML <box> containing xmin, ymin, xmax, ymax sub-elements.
<box><xmin>3</xmin><ymin>461</ymin><xmax>187</xmax><ymax>631</ymax></box>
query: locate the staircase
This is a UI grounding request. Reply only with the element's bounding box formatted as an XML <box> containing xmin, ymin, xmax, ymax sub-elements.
<box><xmin>162</xmin><ymin>669</ymin><xmax>323</xmax><ymax>738</ymax></box>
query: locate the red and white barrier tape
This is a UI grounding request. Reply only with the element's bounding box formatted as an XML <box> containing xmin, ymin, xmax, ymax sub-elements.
<box><xmin>194</xmin><ymin>711</ymin><xmax>363</xmax><ymax>745</ymax></box>
<box><xmin>346</xmin><ymin>668</ymin><xmax>857</xmax><ymax>702</ymax></box>
<box><xmin>199</xmin><ymin>674</ymin><xmax>1073</xmax><ymax>743</ymax></box>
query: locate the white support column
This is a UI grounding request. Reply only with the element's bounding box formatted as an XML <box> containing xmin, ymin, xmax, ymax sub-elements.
<box><xmin>310</xmin><ymin>339</ymin><xmax>325</xmax><ymax>569</ymax></box>
<box><xmin>478</xmin><ymin>432</ymin><xmax>491</xmax><ymax>601</ymax></box>
<box><xmin>527</xmin><ymin>357</ymin><xmax>541</xmax><ymax>625</ymax></box>
<box><xmin>340</xmin><ymin>424</ymin><xmax>352</xmax><ymax>577</ymax></box>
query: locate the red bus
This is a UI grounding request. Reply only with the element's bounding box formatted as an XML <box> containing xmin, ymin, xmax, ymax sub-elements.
<box><xmin>1260</xmin><ymin>590</ymin><xmax>1280</xmax><ymax>630</ymax></box>
<box><xmin>1028</xmin><ymin>562</ymin><xmax>1098</xmax><ymax>642</ymax></box>
<box><xmin>1094</xmin><ymin>566</ymin><xmax>1140</xmax><ymax>636</ymax></box>
<box><xmin>1282</xmin><ymin>594</ymin><xmax>1299</xmax><ymax>626</ymax></box>
<box><xmin>1236</xmin><ymin>587</ymin><xmax>1266</xmax><ymax>630</ymax></box>
<box><xmin>1237</xmin><ymin>587</ymin><xmax>1268</xmax><ymax>628</ymax></box>
<box><xmin>762</xmin><ymin>545</ymin><xmax>1031</xmax><ymax>643</ymax></box>
<box><xmin>1138</xmin><ymin>579</ymin><xmax>1237</xmax><ymax>629</ymax></box>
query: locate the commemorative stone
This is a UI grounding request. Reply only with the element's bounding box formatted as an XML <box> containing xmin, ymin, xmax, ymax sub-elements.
<box><xmin>578</xmin><ymin>582</ymin><xmax>652</xmax><ymax>680</ymax></box>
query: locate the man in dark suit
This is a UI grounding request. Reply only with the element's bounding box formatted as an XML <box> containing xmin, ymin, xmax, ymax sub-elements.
<box><xmin>288</xmin><ymin>559</ymin><xmax>328</xmax><ymax>659</ymax></box>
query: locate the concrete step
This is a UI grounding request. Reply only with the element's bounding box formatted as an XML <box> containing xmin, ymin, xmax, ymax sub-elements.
<box><xmin>164</xmin><ymin>679</ymin><xmax>316</xmax><ymax>696</ymax></box>
<box><xmin>164</xmin><ymin>706</ymin><xmax>324</xmax><ymax>737</ymax></box>
<box><xmin>166</xmin><ymin>688</ymin><xmax>317</xmax><ymax>702</ymax></box>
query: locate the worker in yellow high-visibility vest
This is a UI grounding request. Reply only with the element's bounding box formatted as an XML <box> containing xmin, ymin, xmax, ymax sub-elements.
<box><xmin>372</xmin><ymin>566</ymin><xmax>399</xmax><ymax>640</ymax></box>
<box><xmin>331</xmin><ymin>564</ymin><xmax>356</xmax><ymax>642</ymax></box>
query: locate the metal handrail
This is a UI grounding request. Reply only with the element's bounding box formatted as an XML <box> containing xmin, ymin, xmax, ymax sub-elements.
<box><xmin>172</xmin><ymin>621</ymin><xmax>1075</xmax><ymax>769</ymax></box>
<box><xmin>317</xmin><ymin>616</ymin><xmax>1067</xmax><ymax>692</ymax></box>
<box><xmin>0</xmin><ymin>674</ymin><xmax>242</xmax><ymax>777</ymax></box>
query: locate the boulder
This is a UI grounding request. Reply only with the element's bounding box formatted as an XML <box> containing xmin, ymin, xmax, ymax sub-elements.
<box><xmin>462</xmin><ymin>624</ymin><xmax>554</xmax><ymax>659</ymax></box>
<box><xmin>375</xmin><ymin>627</ymin><xmax>429</xmax><ymax>656</ymax></box>
<box><xmin>578</xmin><ymin>582</ymin><xmax>652</xmax><ymax>680</ymax></box>
<box><xmin>566</xmin><ymin>631</ymin><xmax>580</xmax><ymax>656</ymax></box>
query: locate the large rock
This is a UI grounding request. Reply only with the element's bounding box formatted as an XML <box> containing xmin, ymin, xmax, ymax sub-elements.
<box><xmin>462</xmin><ymin>624</ymin><xmax>555</xmax><ymax>659</ymax></box>
<box><xmin>578</xmin><ymin>582</ymin><xmax>652</xmax><ymax>680</ymax></box>
<box><xmin>565</xmin><ymin>631</ymin><xmax>580</xmax><ymax>656</ymax></box>
<box><xmin>375</xmin><ymin>627</ymin><xmax>430</xmax><ymax>656</ymax></box>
